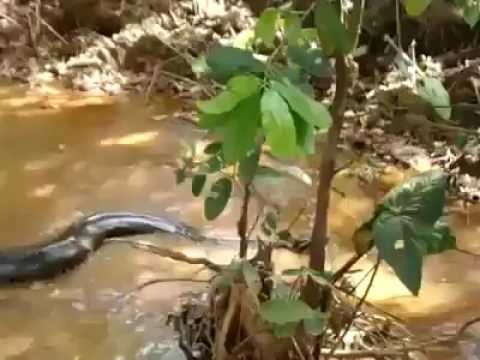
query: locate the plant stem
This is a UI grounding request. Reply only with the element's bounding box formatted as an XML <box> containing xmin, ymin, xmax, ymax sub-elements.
<box><xmin>238</xmin><ymin>184</ymin><xmax>251</xmax><ymax>258</ymax></box>
<box><xmin>303</xmin><ymin>53</ymin><xmax>349</xmax><ymax>307</ymax></box>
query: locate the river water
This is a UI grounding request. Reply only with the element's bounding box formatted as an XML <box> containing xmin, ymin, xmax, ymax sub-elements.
<box><xmin>0</xmin><ymin>81</ymin><xmax>479</xmax><ymax>359</ymax></box>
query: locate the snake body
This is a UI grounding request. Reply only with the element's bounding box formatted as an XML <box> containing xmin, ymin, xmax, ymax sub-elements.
<box><xmin>0</xmin><ymin>212</ymin><xmax>198</xmax><ymax>284</ymax></box>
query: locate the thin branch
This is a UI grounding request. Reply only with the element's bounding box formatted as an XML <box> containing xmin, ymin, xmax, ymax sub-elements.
<box><xmin>326</xmin><ymin>256</ymin><xmax>381</xmax><ymax>360</ymax></box>
<box><xmin>114</xmin><ymin>239</ymin><xmax>223</xmax><ymax>272</ymax></box>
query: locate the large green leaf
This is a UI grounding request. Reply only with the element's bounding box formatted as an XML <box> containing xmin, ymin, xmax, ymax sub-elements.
<box><xmin>270</xmin><ymin>80</ymin><xmax>332</xmax><ymax>129</ymax></box>
<box><xmin>455</xmin><ymin>0</ymin><xmax>480</xmax><ymax>27</ymax></box>
<box><xmin>382</xmin><ymin>169</ymin><xmax>447</xmax><ymax>225</ymax></box>
<box><xmin>255</xmin><ymin>7</ymin><xmax>279</xmax><ymax>47</ymax></box>
<box><xmin>287</xmin><ymin>45</ymin><xmax>332</xmax><ymax>78</ymax></box>
<box><xmin>260</xmin><ymin>298</ymin><xmax>314</xmax><ymax>325</ymax></box>
<box><xmin>373</xmin><ymin>170</ymin><xmax>448</xmax><ymax>295</ymax></box>
<box><xmin>191</xmin><ymin>174</ymin><xmax>207</xmax><ymax>197</ymax></box>
<box><xmin>293</xmin><ymin>112</ymin><xmax>315</xmax><ymax>154</ymax></box>
<box><xmin>304</xmin><ymin>310</ymin><xmax>328</xmax><ymax>336</ymax></box>
<box><xmin>420</xmin><ymin>217</ymin><xmax>457</xmax><ymax>255</ymax></box>
<box><xmin>284</xmin><ymin>12</ymin><xmax>302</xmax><ymax>44</ymax></box>
<box><xmin>197</xmin><ymin>75</ymin><xmax>262</xmax><ymax>115</ymax></box>
<box><xmin>272</xmin><ymin>322</ymin><xmax>298</xmax><ymax>338</ymax></box>
<box><xmin>198</xmin><ymin>112</ymin><xmax>229</xmax><ymax>129</ymax></box>
<box><xmin>204</xmin><ymin>177</ymin><xmax>232</xmax><ymax>220</ymax></box>
<box><xmin>404</xmin><ymin>0</ymin><xmax>432</xmax><ymax>16</ymax></box>
<box><xmin>261</xmin><ymin>89</ymin><xmax>298</xmax><ymax>157</ymax></box>
<box><xmin>206</xmin><ymin>45</ymin><xmax>266</xmax><ymax>83</ymax></box>
<box><xmin>373</xmin><ymin>211</ymin><xmax>425</xmax><ymax>295</ymax></box>
<box><xmin>221</xmin><ymin>93</ymin><xmax>262</xmax><ymax>164</ymax></box>
<box><xmin>418</xmin><ymin>77</ymin><xmax>451</xmax><ymax>121</ymax></box>
<box><xmin>314</xmin><ymin>1</ymin><xmax>354</xmax><ymax>55</ymax></box>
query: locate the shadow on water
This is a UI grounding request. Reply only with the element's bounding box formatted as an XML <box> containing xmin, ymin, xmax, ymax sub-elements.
<box><xmin>0</xmin><ymin>81</ymin><xmax>479</xmax><ymax>359</ymax></box>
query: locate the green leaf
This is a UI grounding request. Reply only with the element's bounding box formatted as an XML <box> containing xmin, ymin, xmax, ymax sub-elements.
<box><xmin>255</xmin><ymin>8</ymin><xmax>279</xmax><ymax>47</ymax></box>
<box><xmin>404</xmin><ymin>0</ymin><xmax>432</xmax><ymax>16</ymax></box>
<box><xmin>271</xmin><ymin>279</ymin><xmax>293</xmax><ymax>299</ymax></box>
<box><xmin>270</xmin><ymin>80</ymin><xmax>332</xmax><ymax>129</ymax></box>
<box><xmin>206</xmin><ymin>45</ymin><xmax>266</xmax><ymax>83</ymax></box>
<box><xmin>261</xmin><ymin>89</ymin><xmax>298</xmax><ymax>157</ymax></box>
<box><xmin>373</xmin><ymin>211</ymin><xmax>425</xmax><ymax>295</ymax></box>
<box><xmin>260</xmin><ymin>298</ymin><xmax>314</xmax><ymax>325</ymax></box>
<box><xmin>287</xmin><ymin>45</ymin><xmax>332</xmax><ymax>78</ymax></box>
<box><xmin>314</xmin><ymin>1</ymin><xmax>354</xmax><ymax>55</ymax></box>
<box><xmin>222</xmin><ymin>93</ymin><xmax>262</xmax><ymax>164</ymax></box>
<box><xmin>455</xmin><ymin>0</ymin><xmax>480</xmax><ymax>27</ymax></box>
<box><xmin>373</xmin><ymin>170</ymin><xmax>449</xmax><ymax>295</ymax></box>
<box><xmin>307</xmin><ymin>269</ymin><xmax>334</xmax><ymax>286</ymax></box>
<box><xmin>204</xmin><ymin>177</ymin><xmax>232</xmax><ymax>220</ymax></box>
<box><xmin>242</xmin><ymin>261</ymin><xmax>262</xmax><ymax>296</ymax></box>
<box><xmin>418</xmin><ymin>77</ymin><xmax>451</xmax><ymax>121</ymax></box>
<box><xmin>175</xmin><ymin>168</ymin><xmax>187</xmax><ymax>184</ymax></box>
<box><xmin>304</xmin><ymin>310</ymin><xmax>328</xmax><ymax>335</ymax></box>
<box><xmin>265</xmin><ymin>211</ymin><xmax>278</xmax><ymax>230</ymax></box>
<box><xmin>293</xmin><ymin>112</ymin><xmax>315</xmax><ymax>154</ymax></box>
<box><xmin>197</xmin><ymin>75</ymin><xmax>262</xmax><ymax>115</ymax></box>
<box><xmin>421</xmin><ymin>217</ymin><xmax>457</xmax><ymax>255</ymax></box>
<box><xmin>284</xmin><ymin>12</ymin><xmax>302</xmax><ymax>44</ymax></box>
<box><xmin>198</xmin><ymin>112</ymin><xmax>229</xmax><ymax>129</ymax></box>
<box><xmin>382</xmin><ymin>169</ymin><xmax>447</xmax><ymax>225</ymax></box>
<box><xmin>204</xmin><ymin>142</ymin><xmax>222</xmax><ymax>154</ymax></box>
<box><xmin>192</xmin><ymin>174</ymin><xmax>207</xmax><ymax>197</ymax></box>
<box><xmin>198</xmin><ymin>155</ymin><xmax>225</xmax><ymax>174</ymax></box>
<box><xmin>239</xmin><ymin>147</ymin><xmax>260</xmax><ymax>183</ymax></box>
<box><xmin>272</xmin><ymin>322</ymin><xmax>298</xmax><ymax>338</ymax></box>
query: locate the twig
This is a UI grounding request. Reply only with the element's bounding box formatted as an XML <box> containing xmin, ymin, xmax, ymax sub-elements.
<box><xmin>287</xmin><ymin>206</ymin><xmax>306</xmax><ymax>232</ymax></box>
<box><xmin>326</xmin><ymin>256</ymin><xmax>381</xmax><ymax>360</ymax></box>
<box><xmin>37</xmin><ymin>14</ymin><xmax>69</xmax><ymax>45</ymax></box>
<box><xmin>246</xmin><ymin>204</ymin><xmax>263</xmax><ymax>239</ymax></box>
<box><xmin>114</xmin><ymin>239</ymin><xmax>223</xmax><ymax>272</ymax></box>
<box><xmin>135</xmin><ymin>277</ymin><xmax>209</xmax><ymax>292</ymax></box>
<box><xmin>146</xmin><ymin>63</ymin><xmax>161</xmax><ymax>101</ymax></box>
<box><xmin>455</xmin><ymin>247</ymin><xmax>480</xmax><ymax>257</ymax></box>
<box><xmin>0</xmin><ymin>11</ymin><xmax>20</xmax><ymax>25</ymax></box>
<box><xmin>290</xmin><ymin>336</ymin><xmax>308</xmax><ymax>360</ymax></box>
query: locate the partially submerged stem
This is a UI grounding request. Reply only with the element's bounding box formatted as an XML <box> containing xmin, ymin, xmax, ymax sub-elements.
<box><xmin>303</xmin><ymin>53</ymin><xmax>349</xmax><ymax>307</ymax></box>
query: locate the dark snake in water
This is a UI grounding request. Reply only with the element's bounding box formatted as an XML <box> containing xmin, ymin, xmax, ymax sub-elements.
<box><xmin>0</xmin><ymin>212</ymin><xmax>202</xmax><ymax>284</ymax></box>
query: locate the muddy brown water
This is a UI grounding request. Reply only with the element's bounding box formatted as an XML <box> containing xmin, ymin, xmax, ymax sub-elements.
<box><xmin>0</xmin><ymin>81</ymin><xmax>479</xmax><ymax>359</ymax></box>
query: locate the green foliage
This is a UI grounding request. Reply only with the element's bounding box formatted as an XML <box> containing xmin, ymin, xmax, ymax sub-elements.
<box><xmin>197</xmin><ymin>75</ymin><xmax>262</xmax><ymax>116</ymax></box>
<box><xmin>287</xmin><ymin>45</ymin><xmax>332</xmax><ymax>78</ymax></box>
<box><xmin>205</xmin><ymin>46</ymin><xmax>265</xmax><ymax>83</ymax></box>
<box><xmin>260</xmin><ymin>298</ymin><xmax>315</xmax><ymax>325</ymax></box>
<box><xmin>255</xmin><ymin>8</ymin><xmax>280</xmax><ymax>47</ymax></box>
<box><xmin>455</xmin><ymin>0</ymin><xmax>480</xmax><ymax>27</ymax></box>
<box><xmin>404</xmin><ymin>0</ymin><xmax>432</xmax><ymax>16</ymax></box>
<box><xmin>418</xmin><ymin>77</ymin><xmax>451</xmax><ymax>121</ymax></box>
<box><xmin>372</xmin><ymin>170</ymin><xmax>450</xmax><ymax>295</ymax></box>
<box><xmin>261</xmin><ymin>89</ymin><xmax>299</xmax><ymax>157</ymax></box>
<box><xmin>314</xmin><ymin>0</ymin><xmax>354</xmax><ymax>55</ymax></box>
<box><xmin>205</xmin><ymin>177</ymin><xmax>232</xmax><ymax>220</ymax></box>
<box><xmin>191</xmin><ymin>174</ymin><xmax>206</xmax><ymax>197</ymax></box>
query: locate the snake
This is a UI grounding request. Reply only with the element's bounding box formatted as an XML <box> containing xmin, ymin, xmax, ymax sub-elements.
<box><xmin>0</xmin><ymin>212</ymin><xmax>202</xmax><ymax>284</ymax></box>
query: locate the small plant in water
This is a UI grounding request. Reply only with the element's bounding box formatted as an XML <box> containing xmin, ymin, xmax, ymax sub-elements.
<box><xmin>174</xmin><ymin>0</ymin><xmax>471</xmax><ymax>357</ymax></box>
